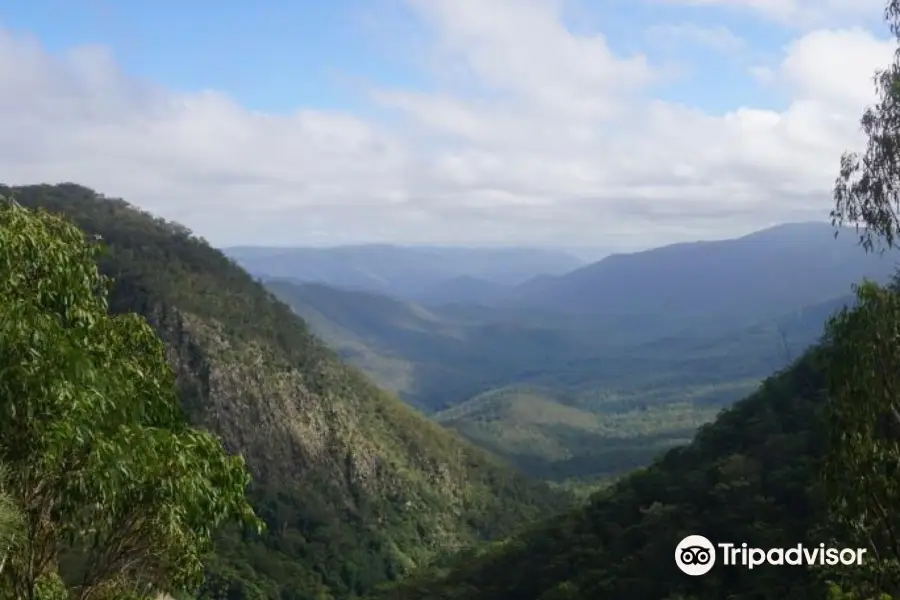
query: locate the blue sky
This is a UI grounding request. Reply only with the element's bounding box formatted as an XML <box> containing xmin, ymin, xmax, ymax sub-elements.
<box><xmin>0</xmin><ymin>0</ymin><xmax>894</xmax><ymax>248</ymax></box>
<box><xmin>2</xmin><ymin>0</ymin><xmax>409</xmax><ymax>113</ymax></box>
<box><xmin>4</xmin><ymin>0</ymin><xmax>798</xmax><ymax>113</ymax></box>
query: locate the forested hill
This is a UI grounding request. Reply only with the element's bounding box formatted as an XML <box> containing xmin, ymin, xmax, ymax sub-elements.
<box><xmin>370</xmin><ymin>348</ymin><xmax>829</xmax><ymax>599</ymax></box>
<box><xmin>2</xmin><ymin>183</ymin><xmax>570</xmax><ymax>599</ymax></box>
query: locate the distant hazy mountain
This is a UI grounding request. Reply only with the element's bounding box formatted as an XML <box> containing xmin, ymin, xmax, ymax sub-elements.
<box><xmin>263</xmin><ymin>279</ymin><xmax>592</xmax><ymax>411</ymax></box>
<box><xmin>505</xmin><ymin>222</ymin><xmax>897</xmax><ymax>325</ymax></box>
<box><xmin>412</xmin><ymin>275</ymin><xmax>513</xmax><ymax>306</ymax></box>
<box><xmin>223</xmin><ymin>244</ymin><xmax>585</xmax><ymax>300</ymax></box>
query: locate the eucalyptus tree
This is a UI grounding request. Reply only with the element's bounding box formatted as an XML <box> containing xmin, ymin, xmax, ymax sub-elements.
<box><xmin>824</xmin><ymin>2</ymin><xmax>900</xmax><ymax>598</ymax></box>
<box><xmin>0</xmin><ymin>198</ymin><xmax>261</xmax><ymax>600</ymax></box>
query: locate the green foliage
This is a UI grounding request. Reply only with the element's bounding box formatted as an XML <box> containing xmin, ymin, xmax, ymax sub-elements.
<box><xmin>827</xmin><ymin>3</ymin><xmax>900</xmax><ymax>590</ymax></box>
<box><xmin>0</xmin><ymin>466</ymin><xmax>23</xmax><ymax>579</ymax></box>
<box><xmin>822</xmin><ymin>280</ymin><xmax>900</xmax><ymax>597</ymax></box>
<box><xmin>434</xmin><ymin>386</ymin><xmax>716</xmax><ymax>480</ymax></box>
<box><xmin>832</xmin><ymin>0</ymin><xmax>900</xmax><ymax>252</ymax></box>
<box><xmin>0</xmin><ymin>198</ymin><xmax>259</xmax><ymax>599</ymax></box>
<box><xmin>826</xmin><ymin>581</ymin><xmax>897</xmax><ymax>600</ymax></box>
<box><xmin>3</xmin><ymin>183</ymin><xmax>570</xmax><ymax>599</ymax></box>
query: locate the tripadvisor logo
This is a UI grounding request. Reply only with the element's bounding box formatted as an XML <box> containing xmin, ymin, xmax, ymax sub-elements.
<box><xmin>676</xmin><ymin>535</ymin><xmax>717</xmax><ymax>575</ymax></box>
<box><xmin>675</xmin><ymin>535</ymin><xmax>867</xmax><ymax>576</ymax></box>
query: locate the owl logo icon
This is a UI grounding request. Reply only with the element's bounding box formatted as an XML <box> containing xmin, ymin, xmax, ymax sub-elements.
<box><xmin>675</xmin><ymin>535</ymin><xmax>716</xmax><ymax>575</ymax></box>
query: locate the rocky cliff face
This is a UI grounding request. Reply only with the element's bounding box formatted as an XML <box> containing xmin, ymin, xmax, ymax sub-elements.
<box><xmin>6</xmin><ymin>183</ymin><xmax>568</xmax><ymax>598</ymax></box>
<box><xmin>150</xmin><ymin>301</ymin><xmax>468</xmax><ymax>517</ymax></box>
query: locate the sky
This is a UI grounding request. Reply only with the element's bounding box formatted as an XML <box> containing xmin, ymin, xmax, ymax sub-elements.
<box><xmin>0</xmin><ymin>0</ymin><xmax>895</xmax><ymax>251</ymax></box>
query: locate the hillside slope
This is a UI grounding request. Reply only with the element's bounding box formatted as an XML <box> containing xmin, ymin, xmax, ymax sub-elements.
<box><xmin>371</xmin><ymin>348</ymin><xmax>829</xmax><ymax>599</ymax></box>
<box><xmin>264</xmin><ymin>280</ymin><xmax>592</xmax><ymax>412</ymax></box>
<box><xmin>3</xmin><ymin>183</ymin><xmax>569</xmax><ymax>599</ymax></box>
<box><xmin>433</xmin><ymin>386</ymin><xmax>710</xmax><ymax>481</ymax></box>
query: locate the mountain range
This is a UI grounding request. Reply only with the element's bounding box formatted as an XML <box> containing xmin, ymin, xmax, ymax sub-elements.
<box><xmin>231</xmin><ymin>222</ymin><xmax>895</xmax><ymax>323</ymax></box>
<box><xmin>6</xmin><ymin>182</ymin><xmax>897</xmax><ymax>600</ymax></box>
<box><xmin>256</xmin><ymin>223</ymin><xmax>896</xmax><ymax>481</ymax></box>
<box><xmin>224</xmin><ymin>244</ymin><xmax>586</xmax><ymax>301</ymax></box>
<box><xmin>504</xmin><ymin>222</ymin><xmax>896</xmax><ymax>323</ymax></box>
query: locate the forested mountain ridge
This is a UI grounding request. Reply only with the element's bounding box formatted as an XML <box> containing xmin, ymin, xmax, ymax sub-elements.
<box><xmin>2</xmin><ymin>183</ymin><xmax>570</xmax><ymax>599</ymax></box>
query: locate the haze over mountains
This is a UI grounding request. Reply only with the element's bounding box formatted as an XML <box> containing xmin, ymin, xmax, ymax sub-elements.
<box><xmin>232</xmin><ymin>221</ymin><xmax>898</xmax><ymax>481</ymax></box>
<box><xmin>507</xmin><ymin>222</ymin><xmax>896</xmax><ymax>321</ymax></box>
<box><xmin>229</xmin><ymin>221</ymin><xmax>895</xmax><ymax>320</ymax></box>
<box><xmin>225</xmin><ymin>245</ymin><xmax>587</xmax><ymax>302</ymax></box>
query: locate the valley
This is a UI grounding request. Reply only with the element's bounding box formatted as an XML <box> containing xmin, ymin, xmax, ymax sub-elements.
<box><xmin>251</xmin><ymin>229</ymin><xmax>887</xmax><ymax>482</ymax></box>
<box><xmin>369</xmin><ymin>346</ymin><xmax>831</xmax><ymax>599</ymax></box>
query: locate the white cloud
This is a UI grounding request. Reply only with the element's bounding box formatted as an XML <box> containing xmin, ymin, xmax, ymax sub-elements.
<box><xmin>653</xmin><ymin>0</ymin><xmax>884</xmax><ymax>28</ymax></box>
<box><xmin>778</xmin><ymin>28</ymin><xmax>893</xmax><ymax>108</ymax></box>
<box><xmin>0</xmin><ymin>1</ymin><xmax>895</xmax><ymax>250</ymax></box>
<box><xmin>645</xmin><ymin>23</ymin><xmax>745</xmax><ymax>51</ymax></box>
<box><xmin>405</xmin><ymin>0</ymin><xmax>655</xmax><ymax>120</ymax></box>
